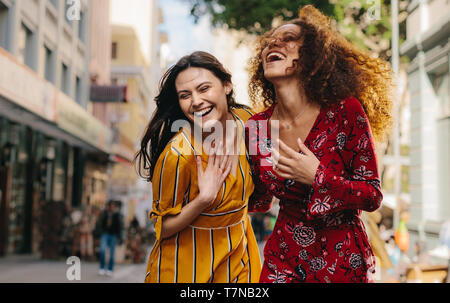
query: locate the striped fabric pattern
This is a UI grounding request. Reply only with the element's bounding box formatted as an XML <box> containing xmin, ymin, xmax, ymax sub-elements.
<box><xmin>145</xmin><ymin>108</ymin><xmax>262</xmax><ymax>283</ymax></box>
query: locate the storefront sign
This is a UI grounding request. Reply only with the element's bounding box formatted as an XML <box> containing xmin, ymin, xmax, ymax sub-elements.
<box><xmin>56</xmin><ymin>92</ymin><xmax>112</xmax><ymax>153</ymax></box>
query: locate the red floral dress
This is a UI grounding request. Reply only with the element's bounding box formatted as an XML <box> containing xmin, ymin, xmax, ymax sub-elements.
<box><xmin>245</xmin><ymin>96</ymin><xmax>382</xmax><ymax>283</ymax></box>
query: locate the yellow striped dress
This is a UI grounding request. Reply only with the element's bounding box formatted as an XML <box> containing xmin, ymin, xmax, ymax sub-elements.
<box><xmin>144</xmin><ymin>108</ymin><xmax>262</xmax><ymax>283</ymax></box>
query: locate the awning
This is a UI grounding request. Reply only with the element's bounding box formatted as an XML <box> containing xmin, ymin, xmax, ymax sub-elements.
<box><xmin>90</xmin><ymin>84</ymin><xmax>128</xmax><ymax>103</ymax></box>
<box><xmin>110</xmin><ymin>154</ymin><xmax>133</xmax><ymax>166</ymax></box>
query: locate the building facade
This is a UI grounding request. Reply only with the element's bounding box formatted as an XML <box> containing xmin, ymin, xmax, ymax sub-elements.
<box><xmin>109</xmin><ymin>0</ymin><xmax>164</xmax><ymax>227</ymax></box>
<box><xmin>400</xmin><ymin>0</ymin><xmax>450</xmax><ymax>255</ymax></box>
<box><xmin>108</xmin><ymin>24</ymin><xmax>154</xmax><ymax>227</ymax></box>
<box><xmin>211</xmin><ymin>28</ymin><xmax>255</xmax><ymax>107</ymax></box>
<box><xmin>0</xmin><ymin>0</ymin><xmax>112</xmax><ymax>258</ymax></box>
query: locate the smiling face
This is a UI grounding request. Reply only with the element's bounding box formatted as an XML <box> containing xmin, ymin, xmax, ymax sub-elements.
<box><xmin>175</xmin><ymin>67</ymin><xmax>232</xmax><ymax>130</ymax></box>
<box><xmin>261</xmin><ymin>24</ymin><xmax>302</xmax><ymax>81</ymax></box>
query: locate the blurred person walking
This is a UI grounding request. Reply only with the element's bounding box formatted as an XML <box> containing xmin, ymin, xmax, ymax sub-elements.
<box><xmin>126</xmin><ymin>216</ymin><xmax>145</xmax><ymax>263</ymax></box>
<box><xmin>135</xmin><ymin>51</ymin><xmax>262</xmax><ymax>283</ymax></box>
<box><xmin>97</xmin><ymin>200</ymin><xmax>124</xmax><ymax>276</ymax></box>
<box><xmin>79</xmin><ymin>205</ymin><xmax>95</xmax><ymax>261</ymax></box>
<box><xmin>245</xmin><ymin>5</ymin><xmax>393</xmax><ymax>283</ymax></box>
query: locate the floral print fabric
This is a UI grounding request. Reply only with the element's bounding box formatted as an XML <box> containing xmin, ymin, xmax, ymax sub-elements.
<box><xmin>245</xmin><ymin>96</ymin><xmax>382</xmax><ymax>283</ymax></box>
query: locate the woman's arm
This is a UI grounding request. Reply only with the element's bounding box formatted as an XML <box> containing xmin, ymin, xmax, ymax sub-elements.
<box><xmin>160</xmin><ymin>151</ymin><xmax>232</xmax><ymax>239</ymax></box>
<box><xmin>248</xmin><ymin>179</ymin><xmax>275</xmax><ymax>213</ymax></box>
<box><xmin>306</xmin><ymin>98</ymin><xmax>382</xmax><ymax>220</ymax></box>
<box><xmin>160</xmin><ymin>195</ymin><xmax>211</xmax><ymax>239</ymax></box>
<box><xmin>245</xmin><ymin>117</ymin><xmax>275</xmax><ymax>213</ymax></box>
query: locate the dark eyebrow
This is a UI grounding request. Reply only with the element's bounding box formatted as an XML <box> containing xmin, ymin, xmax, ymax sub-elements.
<box><xmin>197</xmin><ymin>81</ymin><xmax>212</xmax><ymax>88</ymax></box>
<box><xmin>177</xmin><ymin>81</ymin><xmax>213</xmax><ymax>94</ymax></box>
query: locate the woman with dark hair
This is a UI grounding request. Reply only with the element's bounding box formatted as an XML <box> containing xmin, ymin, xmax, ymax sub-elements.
<box><xmin>245</xmin><ymin>5</ymin><xmax>393</xmax><ymax>283</ymax></box>
<box><xmin>136</xmin><ymin>51</ymin><xmax>261</xmax><ymax>283</ymax></box>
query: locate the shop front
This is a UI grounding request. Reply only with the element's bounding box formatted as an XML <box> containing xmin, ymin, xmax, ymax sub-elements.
<box><xmin>0</xmin><ymin>48</ymin><xmax>112</xmax><ymax>258</ymax></box>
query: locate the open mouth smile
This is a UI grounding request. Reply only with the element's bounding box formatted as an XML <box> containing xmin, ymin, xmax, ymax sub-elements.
<box><xmin>266</xmin><ymin>51</ymin><xmax>286</xmax><ymax>63</ymax></box>
<box><xmin>193</xmin><ymin>106</ymin><xmax>214</xmax><ymax>118</ymax></box>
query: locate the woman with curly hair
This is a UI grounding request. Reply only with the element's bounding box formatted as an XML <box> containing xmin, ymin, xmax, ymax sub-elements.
<box><xmin>245</xmin><ymin>5</ymin><xmax>393</xmax><ymax>283</ymax></box>
<box><xmin>136</xmin><ymin>51</ymin><xmax>261</xmax><ymax>283</ymax></box>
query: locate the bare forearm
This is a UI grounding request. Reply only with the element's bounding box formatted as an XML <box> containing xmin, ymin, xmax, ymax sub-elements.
<box><xmin>160</xmin><ymin>196</ymin><xmax>212</xmax><ymax>239</ymax></box>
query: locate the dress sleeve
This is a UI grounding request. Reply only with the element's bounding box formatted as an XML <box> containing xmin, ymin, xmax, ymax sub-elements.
<box><xmin>149</xmin><ymin>148</ymin><xmax>190</xmax><ymax>240</ymax></box>
<box><xmin>248</xmin><ymin>168</ymin><xmax>274</xmax><ymax>213</ymax></box>
<box><xmin>307</xmin><ymin>97</ymin><xmax>383</xmax><ymax>220</ymax></box>
<box><xmin>245</xmin><ymin>117</ymin><xmax>274</xmax><ymax>213</ymax></box>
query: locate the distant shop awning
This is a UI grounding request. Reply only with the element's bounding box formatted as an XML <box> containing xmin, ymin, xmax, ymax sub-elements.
<box><xmin>110</xmin><ymin>154</ymin><xmax>133</xmax><ymax>166</ymax></box>
<box><xmin>90</xmin><ymin>85</ymin><xmax>128</xmax><ymax>103</ymax></box>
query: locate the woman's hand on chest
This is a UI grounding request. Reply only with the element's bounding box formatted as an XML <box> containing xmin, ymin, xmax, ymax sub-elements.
<box><xmin>271</xmin><ymin>137</ymin><xmax>320</xmax><ymax>186</ymax></box>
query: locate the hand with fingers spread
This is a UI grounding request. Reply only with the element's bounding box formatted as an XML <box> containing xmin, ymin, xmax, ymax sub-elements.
<box><xmin>195</xmin><ymin>142</ymin><xmax>232</xmax><ymax>210</ymax></box>
<box><xmin>271</xmin><ymin>138</ymin><xmax>320</xmax><ymax>185</ymax></box>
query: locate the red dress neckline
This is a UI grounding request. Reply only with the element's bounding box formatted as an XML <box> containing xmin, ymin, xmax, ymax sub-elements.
<box><xmin>265</xmin><ymin>103</ymin><xmax>326</xmax><ymax>150</ymax></box>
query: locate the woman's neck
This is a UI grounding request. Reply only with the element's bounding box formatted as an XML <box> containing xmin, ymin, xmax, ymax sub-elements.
<box><xmin>273</xmin><ymin>78</ymin><xmax>310</xmax><ymax>120</ymax></box>
<box><xmin>193</xmin><ymin>111</ymin><xmax>237</xmax><ymax>152</ymax></box>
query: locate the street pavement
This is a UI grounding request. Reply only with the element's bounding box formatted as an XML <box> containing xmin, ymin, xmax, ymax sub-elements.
<box><xmin>0</xmin><ymin>254</ymin><xmax>147</xmax><ymax>283</ymax></box>
<box><xmin>0</xmin><ymin>242</ymin><xmax>267</xmax><ymax>283</ymax></box>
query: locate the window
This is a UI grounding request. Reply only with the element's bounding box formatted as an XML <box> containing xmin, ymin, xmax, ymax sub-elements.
<box><xmin>77</xmin><ymin>10</ymin><xmax>85</xmax><ymax>42</ymax></box>
<box><xmin>0</xmin><ymin>2</ymin><xmax>9</xmax><ymax>50</ymax></box>
<box><xmin>52</xmin><ymin>140</ymin><xmax>67</xmax><ymax>202</ymax></box>
<box><xmin>18</xmin><ymin>23</ymin><xmax>35</xmax><ymax>70</ymax></box>
<box><xmin>61</xmin><ymin>63</ymin><xmax>70</xmax><ymax>95</ymax></box>
<box><xmin>433</xmin><ymin>71</ymin><xmax>450</xmax><ymax>119</ymax></box>
<box><xmin>44</xmin><ymin>45</ymin><xmax>55</xmax><ymax>83</ymax></box>
<box><xmin>49</xmin><ymin>0</ymin><xmax>58</xmax><ymax>9</ymax></box>
<box><xmin>75</xmin><ymin>76</ymin><xmax>82</xmax><ymax>104</ymax></box>
<box><xmin>433</xmin><ymin>70</ymin><xmax>450</xmax><ymax>221</ymax></box>
<box><xmin>64</xmin><ymin>0</ymin><xmax>73</xmax><ymax>27</ymax></box>
<box><xmin>111</xmin><ymin>42</ymin><xmax>118</xmax><ymax>59</ymax></box>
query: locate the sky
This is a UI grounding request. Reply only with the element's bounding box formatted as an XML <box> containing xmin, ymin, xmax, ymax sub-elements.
<box><xmin>158</xmin><ymin>0</ymin><xmax>213</xmax><ymax>63</ymax></box>
<box><xmin>110</xmin><ymin>0</ymin><xmax>214</xmax><ymax>65</ymax></box>
<box><xmin>111</xmin><ymin>0</ymin><xmax>153</xmax><ymax>60</ymax></box>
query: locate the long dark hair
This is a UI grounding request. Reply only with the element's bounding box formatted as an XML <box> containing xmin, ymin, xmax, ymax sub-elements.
<box><xmin>135</xmin><ymin>51</ymin><xmax>248</xmax><ymax>181</ymax></box>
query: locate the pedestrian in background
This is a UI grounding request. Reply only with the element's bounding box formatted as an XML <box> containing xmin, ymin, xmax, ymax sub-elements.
<box><xmin>97</xmin><ymin>200</ymin><xmax>124</xmax><ymax>276</ymax></box>
<box><xmin>79</xmin><ymin>205</ymin><xmax>95</xmax><ymax>261</ymax></box>
<box><xmin>126</xmin><ymin>216</ymin><xmax>144</xmax><ymax>263</ymax></box>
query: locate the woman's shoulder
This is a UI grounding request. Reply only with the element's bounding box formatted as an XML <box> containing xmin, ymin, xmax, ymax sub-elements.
<box><xmin>152</xmin><ymin>136</ymin><xmax>192</xmax><ymax>183</ymax></box>
<box><xmin>321</xmin><ymin>96</ymin><xmax>367</xmax><ymax>127</ymax></box>
<box><xmin>156</xmin><ymin>130</ymin><xmax>194</xmax><ymax>167</ymax></box>
<box><xmin>335</xmin><ymin>96</ymin><xmax>366</xmax><ymax>116</ymax></box>
<box><xmin>327</xmin><ymin>96</ymin><xmax>372</xmax><ymax>136</ymax></box>
<box><xmin>245</xmin><ymin>105</ymin><xmax>274</xmax><ymax>124</ymax></box>
<box><xmin>231</xmin><ymin>106</ymin><xmax>255</xmax><ymax>124</ymax></box>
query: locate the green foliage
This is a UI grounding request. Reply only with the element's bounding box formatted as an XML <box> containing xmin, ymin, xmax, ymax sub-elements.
<box><xmin>186</xmin><ymin>0</ymin><xmax>409</xmax><ymax>61</ymax></box>
<box><xmin>188</xmin><ymin>0</ymin><xmax>335</xmax><ymax>35</ymax></box>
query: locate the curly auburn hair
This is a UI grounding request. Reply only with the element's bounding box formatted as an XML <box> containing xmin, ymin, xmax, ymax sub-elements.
<box><xmin>248</xmin><ymin>5</ymin><xmax>393</xmax><ymax>142</ymax></box>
